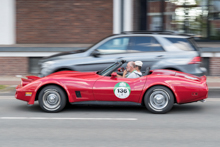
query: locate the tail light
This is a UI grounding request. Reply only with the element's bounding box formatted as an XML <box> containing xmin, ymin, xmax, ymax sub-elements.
<box><xmin>188</xmin><ymin>56</ymin><xmax>201</xmax><ymax>64</ymax></box>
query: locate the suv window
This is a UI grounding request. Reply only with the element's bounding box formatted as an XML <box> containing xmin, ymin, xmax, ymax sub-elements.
<box><xmin>165</xmin><ymin>37</ymin><xmax>197</xmax><ymax>51</ymax></box>
<box><xmin>129</xmin><ymin>37</ymin><xmax>164</xmax><ymax>52</ymax></box>
<box><xmin>97</xmin><ymin>37</ymin><xmax>130</xmax><ymax>54</ymax></box>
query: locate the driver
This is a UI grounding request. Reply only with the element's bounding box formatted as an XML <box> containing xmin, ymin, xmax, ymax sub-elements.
<box><xmin>117</xmin><ymin>61</ymin><xmax>142</xmax><ymax>78</ymax></box>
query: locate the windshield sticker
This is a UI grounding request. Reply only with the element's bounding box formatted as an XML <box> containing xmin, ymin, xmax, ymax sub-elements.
<box><xmin>114</xmin><ymin>82</ymin><xmax>131</xmax><ymax>99</ymax></box>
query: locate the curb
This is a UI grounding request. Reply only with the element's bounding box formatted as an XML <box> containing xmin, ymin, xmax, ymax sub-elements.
<box><xmin>0</xmin><ymin>81</ymin><xmax>20</xmax><ymax>85</ymax></box>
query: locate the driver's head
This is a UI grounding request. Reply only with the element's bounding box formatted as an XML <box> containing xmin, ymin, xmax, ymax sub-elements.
<box><xmin>126</xmin><ymin>61</ymin><xmax>135</xmax><ymax>72</ymax></box>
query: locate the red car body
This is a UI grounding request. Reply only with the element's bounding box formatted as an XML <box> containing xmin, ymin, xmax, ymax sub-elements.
<box><xmin>16</xmin><ymin>69</ymin><xmax>208</xmax><ymax>108</ymax></box>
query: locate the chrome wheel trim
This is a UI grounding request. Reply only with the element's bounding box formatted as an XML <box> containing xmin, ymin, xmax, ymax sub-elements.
<box><xmin>149</xmin><ymin>89</ymin><xmax>170</xmax><ymax>111</ymax></box>
<box><xmin>42</xmin><ymin>89</ymin><xmax>61</xmax><ymax>111</ymax></box>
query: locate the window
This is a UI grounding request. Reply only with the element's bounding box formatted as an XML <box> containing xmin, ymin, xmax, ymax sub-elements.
<box><xmin>165</xmin><ymin>37</ymin><xmax>197</xmax><ymax>51</ymax></box>
<box><xmin>97</xmin><ymin>37</ymin><xmax>130</xmax><ymax>54</ymax></box>
<box><xmin>129</xmin><ymin>36</ymin><xmax>164</xmax><ymax>52</ymax></box>
<box><xmin>151</xmin><ymin>37</ymin><xmax>165</xmax><ymax>51</ymax></box>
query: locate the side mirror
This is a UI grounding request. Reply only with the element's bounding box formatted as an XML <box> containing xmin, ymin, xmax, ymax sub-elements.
<box><xmin>111</xmin><ymin>72</ymin><xmax>117</xmax><ymax>79</ymax></box>
<box><xmin>117</xmin><ymin>67</ymin><xmax>124</xmax><ymax>72</ymax></box>
<box><xmin>91</xmin><ymin>50</ymin><xmax>101</xmax><ymax>57</ymax></box>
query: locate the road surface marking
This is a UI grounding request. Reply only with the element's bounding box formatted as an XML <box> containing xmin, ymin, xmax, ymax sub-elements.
<box><xmin>0</xmin><ymin>117</ymin><xmax>137</xmax><ymax>121</ymax></box>
<box><xmin>206</xmin><ymin>98</ymin><xmax>220</xmax><ymax>101</ymax></box>
<box><xmin>0</xmin><ymin>96</ymin><xmax>15</xmax><ymax>99</ymax></box>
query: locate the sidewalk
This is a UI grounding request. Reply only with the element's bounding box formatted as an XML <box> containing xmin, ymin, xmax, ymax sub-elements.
<box><xmin>0</xmin><ymin>76</ymin><xmax>220</xmax><ymax>89</ymax></box>
<box><xmin>206</xmin><ymin>77</ymin><xmax>220</xmax><ymax>89</ymax></box>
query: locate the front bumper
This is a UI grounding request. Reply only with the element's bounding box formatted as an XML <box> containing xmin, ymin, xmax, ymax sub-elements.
<box><xmin>15</xmin><ymin>85</ymin><xmax>36</xmax><ymax>105</ymax></box>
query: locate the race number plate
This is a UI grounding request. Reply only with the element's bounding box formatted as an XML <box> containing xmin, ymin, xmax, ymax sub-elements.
<box><xmin>114</xmin><ymin>82</ymin><xmax>131</xmax><ymax>99</ymax></box>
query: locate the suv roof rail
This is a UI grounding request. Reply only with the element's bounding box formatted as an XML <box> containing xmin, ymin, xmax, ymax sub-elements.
<box><xmin>121</xmin><ymin>31</ymin><xmax>194</xmax><ymax>36</ymax></box>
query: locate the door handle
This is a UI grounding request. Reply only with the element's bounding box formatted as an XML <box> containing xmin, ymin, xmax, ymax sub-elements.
<box><xmin>156</xmin><ymin>55</ymin><xmax>164</xmax><ymax>59</ymax></box>
<box><xmin>116</xmin><ymin>57</ymin><xmax>124</xmax><ymax>62</ymax></box>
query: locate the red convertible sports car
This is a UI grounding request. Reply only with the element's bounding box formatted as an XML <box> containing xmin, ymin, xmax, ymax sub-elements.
<box><xmin>15</xmin><ymin>60</ymin><xmax>208</xmax><ymax>114</ymax></box>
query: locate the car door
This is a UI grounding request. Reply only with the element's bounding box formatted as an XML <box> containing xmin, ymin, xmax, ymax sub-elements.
<box><xmin>93</xmin><ymin>76</ymin><xmax>147</xmax><ymax>102</ymax></box>
<box><xmin>73</xmin><ymin>37</ymin><xmax>132</xmax><ymax>72</ymax></box>
<box><xmin>127</xmin><ymin>36</ymin><xmax>166</xmax><ymax>72</ymax></box>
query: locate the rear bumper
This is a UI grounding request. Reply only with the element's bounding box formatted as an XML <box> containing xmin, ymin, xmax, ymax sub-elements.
<box><xmin>176</xmin><ymin>75</ymin><xmax>208</xmax><ymax>104</ymax></box>
<box><xmin>190</xmin><ymin>76</ymin><xmax>208</xmax><ymax>101</ymax></box>
<box><xmin>192</xmin><ymin>67</ymin><xmax>207</xmax><ymax>77</ymax></box>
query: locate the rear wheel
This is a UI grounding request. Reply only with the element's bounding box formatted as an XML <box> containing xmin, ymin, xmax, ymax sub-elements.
<box><xmin>38</xmin><ymin>85</ymin><xmax>67</xmax><ymax>112</ymax></box>
<box><xmin>144</xmin><ymin>86</ymin><xmax>174</xmax><ymax>114</ymax></box>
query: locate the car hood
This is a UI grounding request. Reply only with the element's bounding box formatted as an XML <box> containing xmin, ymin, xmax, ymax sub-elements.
<box><xmin>17</xmin><ymin>71</ymin><xmax>99</xmax><ymax>88</ymax></box>
<box><xmin>47</xmin><ymin>70</ymin><xmax>97</xmax><ymax>78</ymax></box>
<box><xmin>40</xmin><ymin>49</ymin><xmax>88</xmax><ymax>63</ymax></box>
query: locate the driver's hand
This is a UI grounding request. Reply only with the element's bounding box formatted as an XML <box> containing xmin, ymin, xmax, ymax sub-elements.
<box><xmin>114</xmin><ymin>72</ymin><xmax>122</xmax><ymax>78</ymax></box>
<box><xmin>122</xmin><ymin>70</ymin><xmax>127</xmax><ymax>78</ymax></box>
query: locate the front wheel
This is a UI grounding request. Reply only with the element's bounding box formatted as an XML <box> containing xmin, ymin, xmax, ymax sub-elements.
<box><xmin>38</xmin><ymin>85</ymin><xmax>67</xmax><ymax>112</ymax></box>
<box><xmin>144</xmin><ymin>86</ymin><xmax>174</xmax><ymax>114</ymax></box>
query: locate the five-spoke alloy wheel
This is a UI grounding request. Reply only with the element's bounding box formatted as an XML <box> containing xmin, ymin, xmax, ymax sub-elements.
<box><xmin>144</xmin><ymin>86</ymin><xmax>174</xmax><ymax>114</ymax></box>
<box><xmin>38</xmin><ymin>85</ymin><xmax>67</xmax><ymax>112</ymax></box>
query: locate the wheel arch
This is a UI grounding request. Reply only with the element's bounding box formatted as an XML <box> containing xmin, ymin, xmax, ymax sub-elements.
<box><xmin>35</xmin><ymin>83</ymin><xmax>70</xmax><ymax>102</ymax></box>
<box><xmin>163</xmin><ymin>67</ymin><xmax>180</xmax><ymax>71</ymax></box>
<box><xmin>53</xmin><ymin>67</ymin><xmax>74</xmax><ymax>73</ymax></box>
<box><xmin>141</xmin><ymin>84</ymin><xmax>177</xmax><ymax>106</ymax></box>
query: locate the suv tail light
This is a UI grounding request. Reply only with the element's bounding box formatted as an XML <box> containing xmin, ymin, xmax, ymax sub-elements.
<box><xmin>189</xmin><ymin>56</ymin><xmax>201</xmax><ymax>64</ymax></box>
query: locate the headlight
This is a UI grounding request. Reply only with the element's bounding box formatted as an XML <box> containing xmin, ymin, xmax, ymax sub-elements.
<box><xmin>42</xmin><ymin>61</ymin><xmax>55</xmax><ymax>68</ymax></box>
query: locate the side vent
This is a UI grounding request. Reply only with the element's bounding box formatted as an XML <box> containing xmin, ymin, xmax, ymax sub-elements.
<box><xmin>75</xmin><ymin>91</ymin><xmax>82</xmax><ymax>98</ymax></box>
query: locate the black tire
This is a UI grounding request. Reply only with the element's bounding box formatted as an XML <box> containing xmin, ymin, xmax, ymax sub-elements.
<box><xmin>144</xmin><ymin>86</ymin><xmax>174</xmax><ymax>114</ymax></box>
<box><xmin>38</xmin><ymin>85</ymin><xmax>67</xmax><ymax>112</ymax></box>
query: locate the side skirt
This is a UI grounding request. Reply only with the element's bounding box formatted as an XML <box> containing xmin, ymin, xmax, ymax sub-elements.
<box><xmin>70</xmin><ymin>101</ymin><xmax>142</xmax><ymax>106</ymax></box>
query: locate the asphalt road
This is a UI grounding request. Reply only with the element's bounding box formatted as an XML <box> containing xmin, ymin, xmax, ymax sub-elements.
<box><xmin>0</xmin><ymin>95</ymin><xmax>220</xmax><ymax>147</ymax></box>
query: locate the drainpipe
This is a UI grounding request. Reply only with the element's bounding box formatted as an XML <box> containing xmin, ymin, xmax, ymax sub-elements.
<box><xmin>113</xmin><ymin>0</ymin><xmax>122</xmax><ymax>34</ymax></box>
<box><xmin>123</xmin><ymin>0</ymin><xmax>133</xmax><ymax>32</ymax></box>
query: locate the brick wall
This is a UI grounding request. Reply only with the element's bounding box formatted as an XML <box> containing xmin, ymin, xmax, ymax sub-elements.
<box><xmin>210</xmin><ymin>57</ymin><xmax>220</xmax><ymax>76</ymax></box>
<box><xmin>16</xmin><ymin>0</ymin><xmax>113</xmax><ymax>44</ymax></box>
<box><xmin>148</xmin><ymin>1</ymin><xmax>161</xmax><ymax>13</ymax></box>
<box><xmin>148</xmin><ymin>1</ymin><xmax>176</xmax><ymax>13</ymax></box>
<box><xmin>0</xmin><ymin>57</ymin><xmax>28</xmax><ymax>75</ymax></box>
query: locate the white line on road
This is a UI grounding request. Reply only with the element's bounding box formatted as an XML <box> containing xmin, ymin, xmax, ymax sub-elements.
<box><xmin>205</xmin><ymin>98</ymin><xmax>220</xmax><ymax>101</ymax></box>
<box><xmin>0</xmin><ymin>117</ymin><xmax>137</xmax><ymax>121</ymax></box>
<box><xmin>0</xmin><ymin>96</ymin><xmax>15</xmax><ymax>99</ymax></box>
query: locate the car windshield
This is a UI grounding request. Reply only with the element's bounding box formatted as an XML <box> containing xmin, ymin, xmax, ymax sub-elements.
<box><xmin>97</xmin><ymin>60</ymin><xmax>125</xmax><ymax>76</ymax></box>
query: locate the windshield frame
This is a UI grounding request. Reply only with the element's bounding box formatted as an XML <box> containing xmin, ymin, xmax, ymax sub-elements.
<box><xmin>97</xmin><ymin>60</ymin><xmax>125</xmax><ymax>76</ymax></box>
